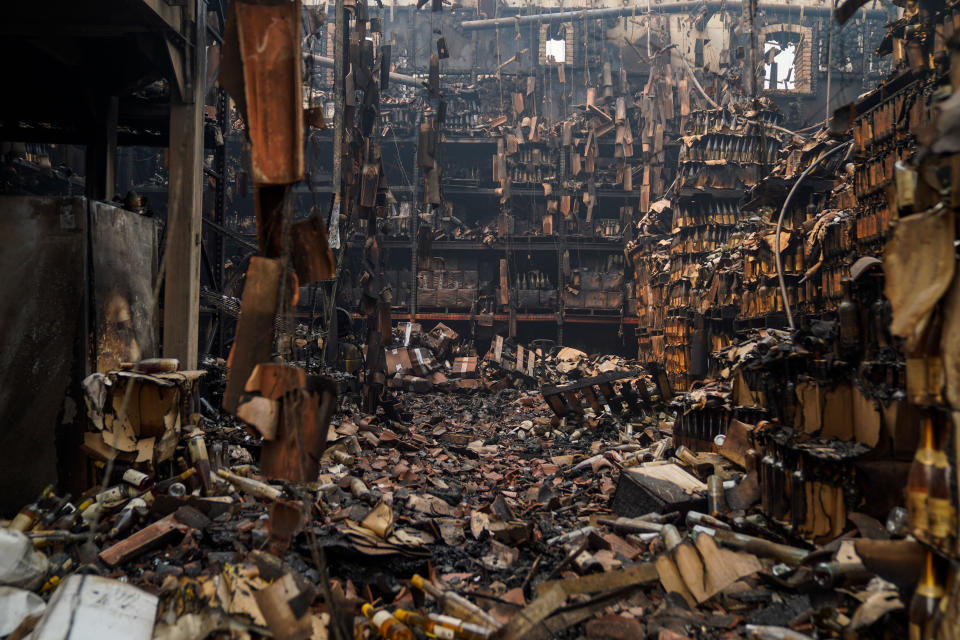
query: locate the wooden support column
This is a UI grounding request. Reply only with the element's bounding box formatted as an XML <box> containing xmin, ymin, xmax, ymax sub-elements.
<box><xmin>84</xmin><ymin>95</ymin><xmax>118</xmax><ymax>201</ymax></box>
<box><xmin>163</xmin><ymin>0</ymin><xmax>206</xmax><ymax>369</ymax></box>
<box><xmin>322</xmin><ymin>0</ymin><xmax>346</xmax><ymax>366</ymax></box>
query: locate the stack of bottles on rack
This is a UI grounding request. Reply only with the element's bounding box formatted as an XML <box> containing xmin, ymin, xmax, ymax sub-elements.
<box><xmin>417</xmin><ymin>267</ymin><xmax>479</xmax><ymax>310</ymax></box>
<box><xmin>629</xmin><ymin>202</ymin><xmax>671</xmax><ymax>367</ymax></box>
<box><xmin>657</xmin><ymin>2</ymin><xmax>960</xmax><ymax>634</ymax></box>
<box><xmin>655</xmin><ymin>102</ymin><xmax>792</xmax><ymax>391</ymax></box>
<box><xmin>591</xmin><ymin>58</ymin><xmax>696</xmax><ymax>340</ymax></box>
<box><xmin>514</xmin><ymin>270</ymin><xmax>556</xmax><ymax>310</ymax></box>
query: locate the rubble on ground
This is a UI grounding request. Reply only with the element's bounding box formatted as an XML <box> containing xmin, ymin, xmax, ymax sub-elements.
<box><xmin>1</xmin><ymin>336</ymin><xmax>932</xmax><ymax>640</ymax></box>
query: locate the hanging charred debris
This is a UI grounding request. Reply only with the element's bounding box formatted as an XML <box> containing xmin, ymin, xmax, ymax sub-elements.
<box><xmin>5</xmin><ymin>0</ymin><xmax>960</xmax><ymax>638</ymax></box>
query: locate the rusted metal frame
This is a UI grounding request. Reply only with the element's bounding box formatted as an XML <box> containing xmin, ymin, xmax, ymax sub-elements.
<box><xmin>331</xmin><ymin>0</ymin><xmax>347</xmax><ymax>218</ymax></box>
<box><xmin>460</xmin><ymin>2</ymin><xmax>887</xmax><ymax>30</ymax></box>
<box><xmin>214</xmin><ymin>86</ymin><xmax>229</xmax><ymax>356</ymax></box>
<box><xmin>410</xmin><ymin>111</ymin><xmax>423</xmax><ymax>321</ymax></box>
<box><xmin>306</xmin><ymin>53</ymin><xmax>423</xmax><ymax>87</ymax></box>
<box><xmin>202</xmin><ymin>217</ymin><xmax>259</xmax><ymax>252</ymax></box>
<box><xmin>743</xmin><ymin>0</ymin><xmax>759</xmax><ymax>99</ymax></box>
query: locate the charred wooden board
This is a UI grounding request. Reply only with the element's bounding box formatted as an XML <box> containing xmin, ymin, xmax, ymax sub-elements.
<box><xmin>541</xmin><ymin>369</ymin><xmax>647</xmax><ymax>419</ymax></box>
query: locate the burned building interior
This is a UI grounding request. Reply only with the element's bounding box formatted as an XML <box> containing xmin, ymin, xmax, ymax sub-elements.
<box><xmin>5</xmin><ymin>0</ymin><xmax>960</xmax><ymax>637</ymax></box>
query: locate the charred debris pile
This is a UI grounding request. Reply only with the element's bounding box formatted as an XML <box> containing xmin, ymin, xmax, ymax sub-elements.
<box><xmin>6</xmin><ymin>0</ymin><xmax>960</xmax><ymax>638</ymax></box>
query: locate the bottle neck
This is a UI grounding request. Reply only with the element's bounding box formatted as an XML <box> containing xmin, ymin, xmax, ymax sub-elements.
<box><xmin>923</xmin><ymin>550</ymin><xmax>937</xmax><ymax>588</ymax></box>
<box><xmin>922</xmin><ymin>417</ymin><xmax>936</xmax><ymax>452</ymax></box>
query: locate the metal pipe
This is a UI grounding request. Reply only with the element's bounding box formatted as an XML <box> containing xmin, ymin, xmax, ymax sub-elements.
<box><xmin>774</xmin><ymin>140</ymin><xmax>852</xmax><ymax>329</ymax></box>
<box><xmin>306</xmin><ymin>53</ymin><xmax>424</xmax><ymax>88</ymax></box>
<box><xmin>460</xmin><ymin>2</ymin><xmax>887</xmax><ymax>30</ymax></box>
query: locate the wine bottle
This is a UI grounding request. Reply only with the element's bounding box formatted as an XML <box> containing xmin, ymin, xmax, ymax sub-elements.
<box><xmin>927</xmin><ymin>417</ymin><xmax>955</xmax><ymax>545</ymax></box>
<box><xmin>838</xmin><ymin>278</ymin><xmax>860</xmax><ymax>353</ymax></box>
<box><xmin>906</xmin><ymin>416</ymin><xmax>936</xmax><ymax>537</ymax></box>
<box><xmin>410</xmin><ymin>575</ymin><xmax>500</xmax><ymax>630</ymax></box>
<box><xmin>790</xmin><ymin>458</ymin><xmax>806</xmax><ymax>533</ymax></box>
<box><xmin>394</xmin><ymin>609</ymin><xmax>492</xmax><ymax>640</ymax></box>
<box><xmin>362</xmin><ymin>604</ymin><xmax>414</xmax><ymax>640</ymax></box>
<box><xmin>908</xmin><ymin>551</ymin><xmax>943</xmax><ymax>640</ymax></box>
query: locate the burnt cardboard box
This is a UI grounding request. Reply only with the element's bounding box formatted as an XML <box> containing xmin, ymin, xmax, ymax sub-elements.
<box><xmin>518</xmin><ymin>289</ymin><xmax>539</xmax><ymax>308</ymax></box>
<box><xmin>410</xmin><ymin>347</ymin><xmax>439</xmax><ymax>377</ymax></box>
<box><xmin>437</xmin><ymin>288</ymin><xmax>458</xmax><ymax>308</ymax></box>
<box><xmin>428</xmin><ymin>322</ymin><xmax>459</xmax><ymax>352</ymax></box>
<box><xmin>388</xmin><ymin>374</ymin><xmax>432</xmax><ymax>393</ymax></box>
<box><xmin>457</xmin><ymin>287</ymin><xmax>477</xmax><ymax>307</ymax></box>
<box><xmin>610</xmin><ymin>464</ymin><xmax>707</xmax><ymax>517</ymax></box>
<box><xmin>563</xmin><ymin>289</ymin><xmax>584</xmax><ymax>309</ymax></box>
<box><xmin>418</xmin><ymin>288</ymin><xmax>437</xmax><ymax>307</ymax></box>
<box><xmin>385</xmin><ymin>348</ymin><xmax>413</xmax><ymax>376</ymax></box>
<box><xmin>450</xmin><ymin>356</ymin><xmax>478</xmax><ymax>378</ymax></box>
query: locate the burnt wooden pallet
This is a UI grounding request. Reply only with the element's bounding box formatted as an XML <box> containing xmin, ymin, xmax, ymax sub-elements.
<box><xmin>541</xmin><ymin>369</ymin><xmax>649</xmax><ymax>419</ymax></box>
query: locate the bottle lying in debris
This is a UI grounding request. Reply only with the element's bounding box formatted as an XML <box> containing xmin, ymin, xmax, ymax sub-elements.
<box><xmin>8</xmin><ymin>485</ymin><xmax>54</xmax><ymax>531</ymax></box>
<box><xmin>330</xmin><ymin>449</ymin><xmax>355</xmax><ymax>466</ymax></box>
<box><xmin>410</xmin><ymin>574</ymin><xmax>501</xmax><ymax>630</ymax></box>
<box><xmin>691</xmin><ymin>525</ymin><xmax>809</xmax><ymax>565</ymax></box>
<box><xmin>925</xmin><ymin>418</ymin><xmax>954</xmax><ymax>544</ymax></box>
<box><xmin>394</xmin><ymin>608</ymin><xmax>493</xmax><ymax>640</ymax></box>
<box><xmin>812</xmin><ymin>561</ymin><xmax>872</xmax><ymax>588</ymax></box>
<box><xmin>155</xmin><ymin>468</ymin><xmax>197</xmax><ymax>494</ymax></box>
<box><xmin>685</xmin><ymin>510</ymin><xmax>730</xmax><ymax>531</ymax></box>
<box><xmin>187</xmin><ymin>432</ymin><xmax>214</xmax><ymax>494</ymax></box>
<box><xmin>362</xmin><ymin>603</ymin><xmax>414</xmax><ymax>640</ymax></box>
<box><xmin>122</xmin><ymin>469</ymin><xmax>154</xmax><ymax>492</ymax></box>
<box><xmin>95</xmin><ymin>483</ymin><xmax>138</xmax><ymax>508</ymax></box>
<box><xmin>348</xmin><ymin>476</ymin><xmax>372</xmax><ymax>501</ymax></box>
<box><xmin>706</xmin><ymin>475</ymin><xmax>727</xmax><ymax>517</ymax></box>
<box><xmin>108</xmin><ymin>497</ymin><xmax>147</xmax><ymax>539</ymax></box>
<box><xmin>216</xmin><ymin>469</ymin><xmax>282</xmax><ymax>500</ymax></box>
<box><xmin>597</xmin><ymin>516</ymin><xmax>664</xmax><ymax>534</ymax></box>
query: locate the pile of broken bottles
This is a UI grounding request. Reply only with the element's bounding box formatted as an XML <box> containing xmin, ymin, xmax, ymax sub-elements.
<box><xmin>0</xmin><ymin>353</ymin><xmax>936</xmax><ymax>640</ymax></box>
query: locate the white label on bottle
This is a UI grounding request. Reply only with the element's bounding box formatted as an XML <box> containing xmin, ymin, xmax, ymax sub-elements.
<box><xmin>123</xmin><ymin>469</ymin><xmax>149</xmax><ymax>486</ymax></box>
<box><xmin>434</xmin><ymin>627</ymin><xmax>455</xmax><ymax>639</ymax></box>
<box><xmin>371</xmin><ymin>611</ymin><xmax>392</xmax><ymax>628</ymax></box>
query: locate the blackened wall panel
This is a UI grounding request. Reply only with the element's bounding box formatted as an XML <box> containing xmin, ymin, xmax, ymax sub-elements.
<box><xmin>0</xmin><ymin>196</ymin><xmax>85</xmax><ymax>513</ymax></box>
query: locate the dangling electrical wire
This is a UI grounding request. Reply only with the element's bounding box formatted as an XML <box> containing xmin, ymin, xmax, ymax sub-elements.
<box><xmin>774</xmin><ymin>140</ymin><xmax>853</xmax><ymax>329</ymax></box>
